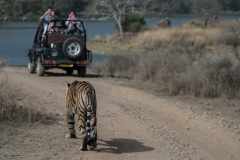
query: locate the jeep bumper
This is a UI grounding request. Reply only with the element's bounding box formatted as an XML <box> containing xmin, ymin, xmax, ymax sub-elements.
<box><xmin>41</xmin><ymin>50</ymin><xmax>92</xmax><ymax>68</ymax></box>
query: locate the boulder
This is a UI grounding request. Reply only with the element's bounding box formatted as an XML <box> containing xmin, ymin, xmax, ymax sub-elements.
<box><xmin>155</xmin><ymin>17</ymin><xmax>171</xmax><ymax>28</ymax></box>
<box><xmin>3</xmin><ymin>17</ymin><xmax>8</xmax><ymax>21</ymax></box>
<box><xmin>22</xmin><ymin>17</ymin><xmax>27</xmax><ymax>22</ymax></box>
<box><xmin>0</xmin><ymin>60</ymin><xmax>4</xmax><ymax>68</ymax></box>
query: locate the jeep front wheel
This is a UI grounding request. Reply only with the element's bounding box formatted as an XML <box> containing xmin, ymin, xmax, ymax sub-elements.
<box><xmin>28</xmin><ymin>58</ymin><xmax>35</xmax><ymax>74</ymax></box>
<box><xmin>62</xmin><ymin>37</ymin><xmax>83</xmax><ymax>60</ymax></box>
<box><xmin>36</xmin><ymin>60</ymin><xmax>45</xmax><ymax>76</ymax></box>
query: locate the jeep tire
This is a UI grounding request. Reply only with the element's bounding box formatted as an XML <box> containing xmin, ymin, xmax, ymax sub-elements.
<box><xmin>62</xmin><ymin>37</ymin><xmax>83</xmax><ymax>60</ymax></box>
<box><xmin>66</xmin><ymin>69</ymin><xmax>74</xmax><ymax>75</ymax></box>
<box><xmin>37</xmin><ymin>60</ymin><xmax>45</xmax><ymax>76</ymax></box>
<box><xmin>77</xmin><ymin>66</ymin><xmax>86</xmax><ymax>77</ymax></box>
<box><xmin>28</xmin><ymin>58</ymin><xmax>35</xmax><ymax>74</ymax></box>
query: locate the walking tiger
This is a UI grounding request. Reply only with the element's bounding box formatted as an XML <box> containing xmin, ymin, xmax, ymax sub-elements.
<box><xmin>65</xmin><ymin>80</ymin><xmax>97</xmax><ymax>150</ymax></box>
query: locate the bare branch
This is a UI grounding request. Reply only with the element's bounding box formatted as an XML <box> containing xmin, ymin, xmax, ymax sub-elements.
<box><xmin>88</xmin><ymin>0</ymin><xmax>176</xmax><ymax>38</ymax></box>
<box><xmin>191</xmin><ymin>0</ymin><xmax>220</xmax><ymax>17</ymax></box>
<box><xmin>90</xmin><ymin>0</ymin><xmax>133</xmax><ymax>38</ymax></box>
<box><xmin>136</xmin><ymin>0</ymin><xmax>177</xmax><ymax>18</ymax></box>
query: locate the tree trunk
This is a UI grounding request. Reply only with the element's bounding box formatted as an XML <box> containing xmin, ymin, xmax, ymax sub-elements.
<box><xmin>132</xmin><ymin>0</ymin><xmax>134</xmax><ymax>14</ymax></box>
<box><xmin>113</xmin><ymin>13</ymin><xmax>124</xmax><ymax>39</ymax></box>
<box><xmin>19</xmin><ymin>4</ymin><xmax>22</xmax><ymax>14</ymax></box>
<box><xmin>118</xmin><ymin>22</ymin><xmax>124</xmax><ymax>39</ymax></box>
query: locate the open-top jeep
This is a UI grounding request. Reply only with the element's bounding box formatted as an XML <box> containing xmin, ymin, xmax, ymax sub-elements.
<box><xmin>28</xmin><ymin>19</ymin><xmax>92</xmax><ymax>77</ymax></box>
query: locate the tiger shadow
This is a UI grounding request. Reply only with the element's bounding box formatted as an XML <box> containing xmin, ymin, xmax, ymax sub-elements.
<box><xmin>94</xmin><ymin>138</ymin><xmax>154</xmax><ymax>154</ymax></box>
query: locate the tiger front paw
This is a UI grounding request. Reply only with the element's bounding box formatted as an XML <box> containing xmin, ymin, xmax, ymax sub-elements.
<box><xmin>65</xmin><ymin>133</ymin><xmax>76</xmax><ymax>138</ymax></box>
<box><xmin>78</xmin><ymin>144</ymin><xmax>88</xmax><ymax>151</ymax></box>
<box><xmin>89</xmin><ymin>145</ymin><xmax>97</xmax><ymax>150</ymax></box>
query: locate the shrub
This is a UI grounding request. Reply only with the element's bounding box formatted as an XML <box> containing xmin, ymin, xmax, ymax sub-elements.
<box><xmin>121</xmin><ymin>14</ymin><xmax>146</xmax><ymax>33</ymax></box>
<box><xmin>89</xmin><ymin>35</ymin><xmax>106</xmax><ymax>43</ymax></box>
<box><xmin>94</xmin><ymin>54</ymin><xmax>136</xmax><ymax>77</ymax></box>
<box><xmin>182</xmin><ymin>21</ymin><xmax>204</xmax><ymax>28</ymax></box>
<box><xmin>0</xmin><ymin>64</ymin><xmax>46</xmax><ymax>125</ymax></box>
<box><xmin>94</xmin><ymin>47</ymin><xmax>240</xmax><ymax>99</ymax></box>
<box><xmin>216</xmin><ymin>21</ymin><xmax>240</xmax><ymax>51</ymax></box>
<box><xmin>14</xmin><ymin>12</ymin><xmax>23</xmax><ymax>17</ymax></box>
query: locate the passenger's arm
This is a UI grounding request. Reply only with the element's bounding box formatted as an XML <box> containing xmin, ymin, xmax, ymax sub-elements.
<box><xmin>40</xmin><ymin>11</ymin><xmax>48</xmax><ymax>21</ymax></box>
<box><xmin>65</xmin><ymin>18</ymin><xmax>70</xmax><ymax>26</ymax></box>
<box><xmin>65</xmin><ymin>13</ymin><xmax>73</xmax><ymax>26</ymax></box>
<box><xmin>76</xmin><ymin>21</ymin><xmax>81</xmax><ymax>28</ymax></box>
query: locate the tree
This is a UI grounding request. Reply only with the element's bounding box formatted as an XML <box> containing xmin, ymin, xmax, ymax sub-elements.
<box><xmin>224</xmin><ymin>22</ymin><xmax>240</xmax><ymax>55</ymax></box>
<box><xmin>92</xmin><ymin>0</ymin><xmax>132</xmax><ymax>39</ymax></box>
<box><xmin>136</xmin><ymin>0</ymin><xmax>176</xmax><ymax>18</ymax></box>
<box><xmin>122</xmin><ymin>13</ymin><xmax>146</xmax><ymax>32</ymax></box>
<box><xmin>22</xmin><ymin>0</ymin><xmax>43</xmax><ymax>15</ymax></box>
<box><xmin>58</xmin><ymin>0</ymin><xmax>89</xmax><ymax>16</ymax></box>
<box><xmin>174</xmin><ymin>0</ymin><xmax>192</xmax><ymax>13</ymax></box>
<box><xmin>15</xmin><ymin>0</ymin><xmax>25</xmax><ymax>14</ymax></box>
<box><xmin>92</xmin><ymin>0</ymin><xmax>176</xmax><ymax>39</ymax></box>
<box><xmin>217</xmin><ymin>0</ymin><xmax>240</xmax><ymax>12</ymax></box>
<box><xmin>41</xmin><ymin>0</ymin><xmax>90</xmax><ymax>17</ymax></box>
<box><xmin>191</xmin><ymin>0</ymin><xmax>220</xmax><ymax>18</ymax></box>
<box><xmin>0</xmin><ymin>0</ymin><xmax>5</xmax><ymax>11</ymax></box>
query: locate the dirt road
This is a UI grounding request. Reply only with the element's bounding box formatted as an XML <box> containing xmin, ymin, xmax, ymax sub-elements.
<box><xmin>1</xmin><ymin>67</ymin><xmax>240</xmax><ymax>160</ymax></box>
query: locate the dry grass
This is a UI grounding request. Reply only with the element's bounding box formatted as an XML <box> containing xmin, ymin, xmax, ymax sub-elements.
<box><xmin>0</xmin><ymin>63</ymin><xmax>47</xmax><ymax>125</ymax></box>
<box><xmin>89</xmin><ymin>20</ymin><xmax>240</xmax><ymax>55</ymax></box>
<box><xmin>89</xmin><ymin>27</ymin><xmax>222</xmax><ymax>53</ymax></box>
<box><xmin>94</xmin><ymin>45</ymin><xmax>240</xmax><ymax>99</ymax></box>
<box><xmin>133</xmin><ymin>27</ymin><xmax>219</xmax><ymax>48</ymax></box>
<box><xmin>91</xmin><ymin>21</ymin><xmax>240</xmax><ymax>99</ymax></box>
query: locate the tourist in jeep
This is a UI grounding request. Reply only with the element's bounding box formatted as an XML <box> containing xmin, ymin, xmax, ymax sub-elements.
<box><xmin>65</xmin><ymin>11</ymin><xmax>79</xmax><ymax>29</ymax></box>
<box><xmin>66</xmin><ymin>22</ymin><xmax>83</xmax><ymax>35</ymax></box>
<box><xmin>59</xmin><ymin>22</ymin><xmax>67</xmax><ymax>34</ymax></box>
<box><xmin>47</xmin><ymin>20</ymin><xmax>58</xmax><ymax>34</ymax></box>
<box><xmin>40</xmin><ymin>6</ymin><xmax>57</xmax><ymax>34</ymax></box>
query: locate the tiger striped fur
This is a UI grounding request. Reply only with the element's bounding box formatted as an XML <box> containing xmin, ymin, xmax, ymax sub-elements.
<box><xmin>65</xmin><ymin>80</ymin><xmax>97</xmax><ymax>150</ymax></box>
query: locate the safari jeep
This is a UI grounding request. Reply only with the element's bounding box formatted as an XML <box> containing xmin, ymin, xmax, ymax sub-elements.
<box><xmin>28</xmin><ymin>19</ymin><xmax>92</xmax><ymax>77</ymax></box>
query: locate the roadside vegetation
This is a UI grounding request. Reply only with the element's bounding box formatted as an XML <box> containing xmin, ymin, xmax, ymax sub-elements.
<box><xmin>92</xmin><ymin>19</ymin><xmax>240</xmax><ymax>99</ymax></box>
<box><xmin>0</xmin><ymin>61</ymin><xmax>46</xmax><ymax>126</ymax></box>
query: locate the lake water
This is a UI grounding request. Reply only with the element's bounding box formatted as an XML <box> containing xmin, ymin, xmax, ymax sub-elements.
<box><xmin>0</xmin><ymin>15</ymin><xmax>239</xmax><ymax>66</ymax></box>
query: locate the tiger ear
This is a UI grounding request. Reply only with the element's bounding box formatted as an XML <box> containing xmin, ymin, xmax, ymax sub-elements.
<box><xmin>65</xmin><ymin>81</ymin><xmax>70</xmax><ymax>93</ymax></box>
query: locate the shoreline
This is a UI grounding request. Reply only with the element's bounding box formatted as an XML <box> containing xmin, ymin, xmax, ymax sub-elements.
<box><xmin>1</xmin><ymin>13</ymin><xmax>240</xmax><ymax>22</ymax></box>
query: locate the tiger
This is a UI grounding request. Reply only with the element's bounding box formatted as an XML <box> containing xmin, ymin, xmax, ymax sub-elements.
<box><xmin>65</xmin><ymin>80</ymin><xmax>97</xmax><ymax>150</ymax></box>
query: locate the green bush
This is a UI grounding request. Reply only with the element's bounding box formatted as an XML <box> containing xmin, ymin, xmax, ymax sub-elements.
<box><xmin>183</xmin><ymin>21</ymin><xmax>204</xmax><ymax>28</ymax></box>
<box><xmin>15</xmin><ymin>12</ymin><xmax>23</xmax><ymax>17</ymax></box>
<box><xmin>121</xmin><ymin>14</ymin><xmax>146</xmax><ymax>32</ymax></box>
